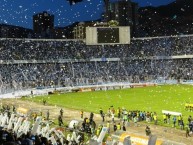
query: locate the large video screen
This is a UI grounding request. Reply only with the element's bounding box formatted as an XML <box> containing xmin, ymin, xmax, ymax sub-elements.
<box><xmin>86</xmin><ymin>27</ymin><xmax>130</xmax><ymax>45</ymax></box>
<box><xmin>97</xmin><ymin>28</ymin><xmax>119</xmax><ymax>43</ymax></box>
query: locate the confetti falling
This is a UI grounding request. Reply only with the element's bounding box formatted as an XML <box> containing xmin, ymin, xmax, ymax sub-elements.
<box><xmin>0</xmin><ymin>0</ymin><xmax>104</xmax><ymax>28</ymax></box>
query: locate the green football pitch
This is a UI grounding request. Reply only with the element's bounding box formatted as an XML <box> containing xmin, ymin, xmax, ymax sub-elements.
<box><xmin>23</xmin><ymin>84</ymin><xmax>193</xmax><ymax>126</ymax></box>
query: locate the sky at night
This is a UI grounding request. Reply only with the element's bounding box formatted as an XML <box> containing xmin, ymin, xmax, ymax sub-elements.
<box><xmin>0</xmin><ymin>0</ymin><xmax>175</xmax><ymax>29</ymax></box>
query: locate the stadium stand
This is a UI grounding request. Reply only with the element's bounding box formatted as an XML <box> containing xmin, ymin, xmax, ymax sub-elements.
<box><xmin>1</xmin><ymin>35</ymin><xmax>193</xmax><ymax>94</ymax></box>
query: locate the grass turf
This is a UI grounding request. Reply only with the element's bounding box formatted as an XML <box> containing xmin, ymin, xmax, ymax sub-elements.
<box><xmin>23</xmin><ymin>84</ymin><xmax>193</xmax><ymax>126</ymax></box>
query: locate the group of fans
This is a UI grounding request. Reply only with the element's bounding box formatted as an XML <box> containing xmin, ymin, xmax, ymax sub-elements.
<box><xmin>0</xmin><ymin>102</ymin><xmax>193</xmax><ymax>145</ymax></box>
<box><xmin>185</xmin><ymin>103</ymin><xmax>193</xmax><ymax>112</ymax></box>
<box><xmin>96</xmin><ymin>107</ymin><xmax>193</xmax><ymax>138</ymax></box>
<box><xmin>1</xmin><ymin>36</ymin><xmax>193</xmax><ymax>60</ymax></box>
<box><xmin>0</xmin><ymin>33</ymin><xmax>193</xmax><ymax>143</ymax></box>
<box><xmin>0</xmin><ymin>104</ymin><xmax>87</xmax><ymax>145</ymax></box>
<box><xmin>1</xmin><ymin>35</ymin><xmax>193</xmax><ymax>94</ymax></box>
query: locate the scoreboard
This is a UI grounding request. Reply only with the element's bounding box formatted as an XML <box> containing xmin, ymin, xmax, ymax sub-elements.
<box><xmin>97</xmin><ymin>27</ymin><xmax>119</xmax><ymax>43</ymax></box>
<box><xmin>86</xmin><ymin>26</ymin><xmax>130</xmax><ymax>45</ymax></box>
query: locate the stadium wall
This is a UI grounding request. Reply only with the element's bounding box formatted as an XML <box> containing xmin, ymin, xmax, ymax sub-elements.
<box><xmin>2</xmin><ymin>79</ymin><xmax>193</xmax><ymax>98</ymax></box>
<box><xmin>0</xmin><ymin>82</ymin><xmax>157</xmax><ymax>98</ymax></box>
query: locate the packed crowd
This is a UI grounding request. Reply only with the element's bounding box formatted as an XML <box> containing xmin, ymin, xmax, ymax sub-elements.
<box><xmin>0</xmin><ymin>35</ymin><xmax>193</xmax><ymax>93</ymax></box>
<box><xmin>0</xmin><ymin>103</ymin><xmax>192</xmax><ymax>145</ymax></box>
<box><xmin>0</xmin><ymin>58</ymin><xmax>193</xmax><ymax>94</ymax></box>
<box><xmin>0</xmin><ymin>35</ymin><xmax>193</xmax><ymax>60</ymax></box>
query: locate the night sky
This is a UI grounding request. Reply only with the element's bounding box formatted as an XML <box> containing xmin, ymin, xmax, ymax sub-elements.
<box><xmin>0</xmin><ymin>0</ymin><xmax>175</xmax><ymax>29</ymax></box>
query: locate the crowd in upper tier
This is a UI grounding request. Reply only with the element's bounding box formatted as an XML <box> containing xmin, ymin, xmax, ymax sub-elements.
<box><xmin>0</xmin><ymin>35</ymin><xmax>193</xmax><ymax>60</ymax></box>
